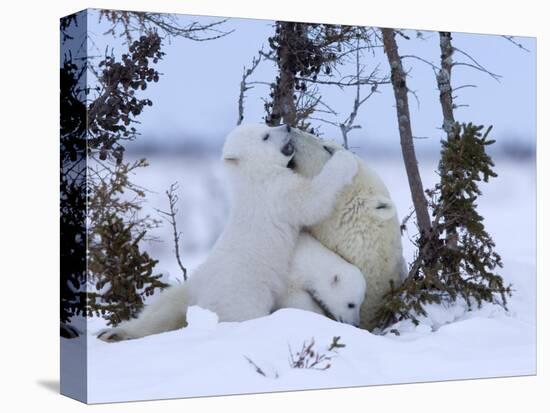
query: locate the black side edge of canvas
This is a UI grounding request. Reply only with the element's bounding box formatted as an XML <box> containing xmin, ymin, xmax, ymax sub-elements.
<box><xmin>60</xmin><ymin>9</ymin><xmax>88</xmax><ymax>404</ymax></box>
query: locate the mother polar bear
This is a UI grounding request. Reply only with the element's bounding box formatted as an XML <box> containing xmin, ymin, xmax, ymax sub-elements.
<box><xmin>98</xmin><ymin>124</ymin><xmax>358</xmax><ymax>342</ymax></box>
<box><xmin>290</xmin><ymin>129</ymin><xmax>406</xmax><ymax>330</ymax></box>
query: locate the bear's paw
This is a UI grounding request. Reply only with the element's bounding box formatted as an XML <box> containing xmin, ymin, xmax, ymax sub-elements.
<box><xmin>329</xmin><ymin>150</ymin><xmax>358</xmax><ymax>188</ymax></box>
<box><xmin>96</xmin><ymin>327</ymin><xmax>134</xmax><ymax>343</ymax></box>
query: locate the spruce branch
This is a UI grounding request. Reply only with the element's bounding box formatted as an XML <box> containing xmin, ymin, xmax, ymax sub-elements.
<box><xmin>328</xmin><ymin>336</ymin><xmax>346</xmax><ymax>351</ymax></box>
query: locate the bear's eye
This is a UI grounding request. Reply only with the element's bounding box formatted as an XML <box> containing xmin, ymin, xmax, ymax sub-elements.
<box><xmin>347</xmin><ymin>303</ymin><xmax>355</xmax><ymax>309</ymax></box>
<box><xmin>263</xmin><ymin>133</ymin><xmax>270</xmax><ymax>141</ymax></box>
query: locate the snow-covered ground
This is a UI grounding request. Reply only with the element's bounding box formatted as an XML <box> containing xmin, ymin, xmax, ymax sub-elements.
<box><xmin>66</xmin><ymin>153</ymin><xmax>536</xmax><ymax>404</ymax></box>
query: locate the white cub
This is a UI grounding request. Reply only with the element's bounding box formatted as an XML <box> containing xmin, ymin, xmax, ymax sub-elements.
<box><xmin>280</xmin><ymin>233</ymin><xmax>366</xmax><ymax>327</ymax></box>
<box><xmin>98</xmin><ymin>124</ymin><xmax>358</xmax><ymax>342</ymax></box>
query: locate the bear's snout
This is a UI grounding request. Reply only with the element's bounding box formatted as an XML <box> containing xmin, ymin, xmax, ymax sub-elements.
<box><xmin>281</xmin><ymin>141</ymin><xmax>295</xmax><ymax>157</ymax></box>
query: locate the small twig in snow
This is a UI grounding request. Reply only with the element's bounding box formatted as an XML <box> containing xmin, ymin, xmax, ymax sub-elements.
<box><xmin>288</xmin><ymin>336</ymin><xmax>346</xmax><ymax>371</ymax></box>
<box><xmin>244</xmin><ymin>356</ymin><xmax>267</xmax><ymax>377</ymax></box>
<box><xmin>328</xmin><ymin>336</ymin><xmax>346</xmax><ymax>351</ymax></box>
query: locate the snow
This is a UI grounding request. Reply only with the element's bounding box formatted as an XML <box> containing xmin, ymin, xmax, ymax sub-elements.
<box><xmin>73</xmin><ymin>154</ymin><xmax>535</xmax><ymax>404</ymax></box>
<box><xmin>84</xmin><ymin>268</ymin><xmax>535</xmax><ymax>404</ymax></box>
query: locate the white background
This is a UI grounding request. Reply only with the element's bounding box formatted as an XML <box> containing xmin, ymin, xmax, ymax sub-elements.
<box><xmin>0</xmin><ymin>0</ymin><xmax>546</xmax><ymax>411</ymax></box>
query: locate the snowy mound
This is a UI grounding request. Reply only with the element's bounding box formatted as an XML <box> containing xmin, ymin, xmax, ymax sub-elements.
<box><xmin>81</xmin><ymin>261</ymin><xmax>535</xmax><ymax>405</ymax></box>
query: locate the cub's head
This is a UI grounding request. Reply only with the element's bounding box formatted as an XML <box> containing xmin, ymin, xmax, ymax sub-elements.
<box><xmin>307</xmin><ymin>267</ymin><xmax>366</xmax><ymax>327</ymax></box>
<box><xmin>289</xmin><ymin>128</ymin><xmax>343</xmax><ymax>178</ymax></box>
<box><xmin>222</xmin><ymin>124</ymin><xmax>296</xmax><ymax>171</ymax></box>
<box><xmin>289</xmin><ymin>129</ymin><xmax>397</xmax><ymax>221</ymax></box>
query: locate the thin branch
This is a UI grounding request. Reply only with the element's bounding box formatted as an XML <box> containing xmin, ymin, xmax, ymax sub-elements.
<box><xmin>452</xmin><ymin>62</ymin><xmax>501</xmax><ymax>82</ymax></box>
<box><xmin>408</xmin><ymin>88</ymin><xmax>421</xmax><ymax>110</ymax></box>
<box><xmin>309</xmin><ymin>116</ymin><xmax>340</xmax><ymax>128</ymax></box>
<box><xmin>237</xmin><ymin>50</ymin><xmax>266</xmax><ymax>125</ymax></box>
<box><xmin>155</xmin><ymin>182</ymin><xmax>187</xmax><ymax>281</ymax></box>
<box><xmin>295</xmin><ymin>76</ymin><xmax>390</xmax><ymax>87</ymax></box>
<box><xmin>247</xmin><ymin>81</ymin><xmax>273</xmax><ymax>87</ymax></box>
<box><xmin>400</xmin><ymin>208</ymin><xmax>416</xmax><ymax>234</ymax></box>
<box><xmin>501</xmin><ymin>35</ymin><xmax>531</xmax><ymax>52</ymax></box>
<box><xmin>401</xmin><ymin>55</ymin><xmax>440</xmax><ymax>72</ymax></box>
<box><xmin>395</xmin><ymin>29</ymin><xmax>411</xmax><ymax>40</ymax></box>
<box><xmin>259</xmin><ymin>50</ymin><xmax>277</xmax><ymax>61</ymax></box>
<box><xmin>453</xmin><ymin>84</ymin><xmax>478</xmax><ymax>92</ymax></box>
<box><xmin>100</xmin><ymin>11</ymin><xmax>233</xmax><ymax>43</ymax></box>
<box><xmin>452</xmin><ymin>47</ymin><xmax>502</xmax><ymax>82</ymax></box>
<box><xmin>338</xmin><ymin>40</ymin><xmax>379</xmax><ymax>148</ymax></box>
<box><xmin>306</xmin><ymin>92</ymin><xmax>338</xmax><ymax>116</ymax></box>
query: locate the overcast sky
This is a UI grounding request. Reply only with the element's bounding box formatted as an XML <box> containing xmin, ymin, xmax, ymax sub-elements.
<box><xmin>87</xmin><ymin>10</ymin><xmax>536</xmax><ymax>155</ymax></box>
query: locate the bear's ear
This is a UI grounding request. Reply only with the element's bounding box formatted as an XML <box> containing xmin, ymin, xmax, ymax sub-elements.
<box><xmin>222</xmin><ymin>147</ymin><xmax>240</xmax><ymax>165</ymax></box>
<box><xmin>222</xmin><ymin>155</ymin><xmax>240</xmax><ymax>165</ymax></box>
<box><xmin>331</xmin><ymin>274</ymin><xmax>340</xmax><ymax>285</ymax></box>
<box><xmin>367</xmin><ymin>196</ymin><xmax>396</xmax><ymax>221</ymax></box>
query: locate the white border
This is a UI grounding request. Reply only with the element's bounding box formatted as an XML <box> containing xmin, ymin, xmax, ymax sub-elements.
<box><xmin>0</xmin><ymin>1</ymin><xmax>545</xmax><ymax>412</ymax></box>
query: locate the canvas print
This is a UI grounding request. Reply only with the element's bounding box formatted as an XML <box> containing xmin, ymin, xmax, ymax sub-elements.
<box><xmin>60</xmin><ymin>8</ymin><xmax>536</xmax><ymax>404</ymax></box>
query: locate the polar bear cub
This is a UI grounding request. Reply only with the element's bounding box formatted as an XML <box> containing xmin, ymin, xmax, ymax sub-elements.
<box><xmin>98</xmin><ymin>124</ymin><xmax>358</xmax><ymax>342</ymax></box>
<box><xmin>280</xmin><ymin>233</ymin><xmax>366</xmax><ymax>326</ymax></box>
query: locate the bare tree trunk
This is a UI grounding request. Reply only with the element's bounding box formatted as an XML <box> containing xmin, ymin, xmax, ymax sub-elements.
<box><xmin>437</xmin><ymin>31</ymin><xmax>459</xmax><ymax>253</ymax></box>
<box><xmin>381</xmin><ymin>28</ymin><xmax>431</xmax><ymax>236</ymax></box>
<box><xmin>437</xmin><ymin>32</ymin><xmax>456</xmax><ymax>136</ymax></box>
<box><xmin>267</xmin><ymin>22</ymin><xmax>298</xmax><ymax>126</ymax></box>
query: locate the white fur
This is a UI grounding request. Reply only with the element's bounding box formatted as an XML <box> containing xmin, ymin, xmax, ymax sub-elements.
<box><xmin>290</xmin><ymin>130</ymin><xmax>406</xmax><ymax>330</ymax></box>
<box><xmin>97</xmin><ymin>124</ymin><xmax>358</xmax><ymax>342</ymax></box>
<box><xmin>279</xmin><ymin>233</ymin><xmax>366</xmax><ymax>326</ymax></box>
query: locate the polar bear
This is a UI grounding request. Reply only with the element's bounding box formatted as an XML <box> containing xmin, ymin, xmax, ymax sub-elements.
<box><xmin>279</xmin><ymin>233</ymin><xmax>366</xmax><ymax>326</ymax></box>
<box><xmin>289</xmin><ymin>129</ymin><xmax>406</xmax><ymax>330</ymax></box>
<box><xmin>97</xmin><ymin>124</ymin><xmax>358</xmax><ymax>342</ymax></box>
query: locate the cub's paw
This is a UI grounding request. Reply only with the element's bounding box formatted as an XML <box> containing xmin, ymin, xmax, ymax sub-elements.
<box><xmin>96</xmin><ymin>327</ymin><xmax>135</xmax><ymax>343</ymax></box>
<box><xmin>329</xmin><ymin>150</ymin><xmax>358</xmax><ymax>187</ymax></box>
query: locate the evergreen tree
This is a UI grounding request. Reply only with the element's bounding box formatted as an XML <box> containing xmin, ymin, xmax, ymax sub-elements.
<box><xmin>87</xmin><ymin>159</ymin><xmax>168</xmax><ymax>326</ymax></box>
<box><xmin>435</xmin><ymin>123</ymin><xmax>509</xmax><ymax>307</ymax></box>
<box><xmin>375</xmin><ymin>123</ymin><xmax>511</xmax><ymax>328</ymax></box>
<box><xmin>87</xmin><ymin>213</ymin><xmax>166</xmax><ymax>326</ymax></box>
<box><xmin>84</xmin><ymin>30</ymin><xmax>168</xmax><ymax>326</ymax></box>
<box><xmin>60</xmin><ymin>28</ymin><xmax>88</xmax><ymax>337</ymax></box>
<box><xmin>61</xmin><ymin>11</ymin><xmax>230</xmax><ymax>334</ymax></box>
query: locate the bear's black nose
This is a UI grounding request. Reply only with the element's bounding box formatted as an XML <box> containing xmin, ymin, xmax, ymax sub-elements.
<box><xmin>281</xmin><ymin>141</ymin><xmax>295</xmax><ymax>157</ymax></box>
